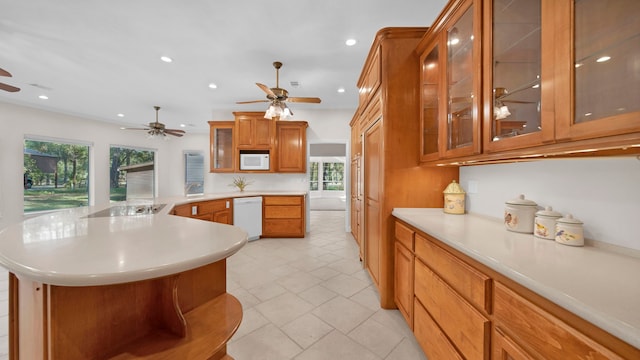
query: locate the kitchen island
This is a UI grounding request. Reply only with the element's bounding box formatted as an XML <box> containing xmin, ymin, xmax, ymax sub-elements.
<box><xmin>0</xmin><ymin>200</ymin><xmax>248</xmax><ymax>359</ymax></box>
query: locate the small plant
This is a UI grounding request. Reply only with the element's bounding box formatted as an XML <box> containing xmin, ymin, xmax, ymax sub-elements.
<box><xmin>230</xmin><ymin>176</ymin><xmax>253</xmax><ymax>192</ymax></box>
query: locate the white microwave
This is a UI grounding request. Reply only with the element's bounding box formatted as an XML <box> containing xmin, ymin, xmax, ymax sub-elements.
<box><xmin>240</xmin><ymin>153</ymin><xmax>270</xmax><ymax>170</ymax></box>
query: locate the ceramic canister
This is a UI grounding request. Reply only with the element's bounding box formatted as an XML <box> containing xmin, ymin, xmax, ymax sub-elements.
<box><xmin>443</xmin><ymin>180</ymin><xmax>465</xmax><ymax>214</ymax></box>
<box><xmin>555</xmin><ymin>214</ymin><xmax>584</xmax><ymax>246</ymax></box>
<box><xmin>504</xmin><ymin>194</ymin><xmax>538</xmax><ymax>233</ymax></box>
<box><xmin>534</xmin><ymin>206</ymin><xmax>563</xmax><ymax>240</ymax></box>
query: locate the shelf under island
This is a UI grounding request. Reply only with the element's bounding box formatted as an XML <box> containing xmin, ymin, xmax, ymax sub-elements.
<box><xmin>0</xmin><ymin>201</ymin><xmax>248</xmax><ymax>359</ymax></box>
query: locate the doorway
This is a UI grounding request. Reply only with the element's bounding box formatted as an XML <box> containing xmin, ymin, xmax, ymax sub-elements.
<box><xmin>308</xmin><ymin>143</ymin><xmax>347</xmax><ymax>211</ymax></box>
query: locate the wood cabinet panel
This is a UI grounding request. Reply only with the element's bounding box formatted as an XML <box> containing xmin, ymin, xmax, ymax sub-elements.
<box><xmin>414</xmin><ymin>298</ymin><xmax>464</xmax><ymax>360</ymax></box>
<box><xmin>262</xmin><ymin>195</ymin><xmax>305</xmax><ymax>238</ymax></box>
<box><xmin>263</xmin><ymin>219</ymin><xmax>304</xmax><ymax>238</ymax></box>
<box><xmin>263</xmin><ymin>205</ymin><xmax>301</xmax><ymax>219</ymax></box>
<box><xmin>493</xmin><ymin>326</ymin><xmax>535</xmax><ymax>360</ymax></box>
<box><xmin>276</xmin><ymin>121</ymin><xmax>307</xmax><ymax>173</ymax></box>
<box><xmin>263</xmin><ymin>195</ymin><xmax>302</xmax><ymax>206</ymax></box>
<box><xmin>394</xmin><ymin>242</ymin><xmax>414</xmax><ymax>327</ymax></box>
<box><xmin>234</xmin><ymin>113</ymin><xmax>274</xmax><ymax>149</ymax></box>
<box><xmin>494</xmin><ymin>282</ymin><xmax>623</xmax><ymax>360</ymax></box>
<box><xmin>171</xmin><ymin>199</ymin><xmax>232</xmax><ymax>225</ymax></box>
<box><xmin>414</xmin><ymin>259</ymin><xmax>490</xmax><ymax>360</ymax></box>
<box><xmin>394</xmin><ymin>221</ymin><xmax>414</xmax><ymax>251</ymax></box>
<box><xmin>415</xmin><ymin>233</ymin><xmax>491</xmax><ymax>313</ymax></box>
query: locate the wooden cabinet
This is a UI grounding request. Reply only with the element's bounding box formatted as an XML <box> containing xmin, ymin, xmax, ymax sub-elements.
<box><xmin>172</xmin><ymin>199</ymin><xmax>233</xmax><ymax>225</ymax></box>
<box><xmin>493</xmin><ymin>282</ymin><xmax>623</xmax><ymax>360</ymax></box>
<box><xmin>394</xmin><ymin>222</ymin><xmax>415</xmax><ymax>326</ymax></box>
<box><xmin>234</xmin><ymin>111</ymin><xmax>275</xmax><ymax>149</ymax></box>
<box><xmin>208</xmin><ymin>121</ymin><xmax>235</xmax><ymax>172</ymax></box>
<box><xmin>393</xmin><ymin>218</ymin><xmax>640</xmax><ymax>360</ymax></box>
<box><xmin>351</xmin><ymin>27</ymin><xmax>459</xmax><ymax>308</ymax></box>
<box><xmin>418</xmin><ymin>0</ymin><xmax>640</xmax><ymax>165</ymax></box>
<box><xmin>262</xmin><ymin>195</ymin><xmax>305</xmax><ymax>238</ymax></box>
<box><xmin>275</xmin><ymin>121</ymin><xmax>308</xmax><ymax>173</ymax></box>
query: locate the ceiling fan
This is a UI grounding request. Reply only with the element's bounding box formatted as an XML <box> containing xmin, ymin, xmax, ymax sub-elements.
<box><xmin>237</xmin><ymin>61</ymin><xmax>321</xmax><ymax>119</ymax></box>
<box><xmin>123</xmin><ymin>106</ymin><xmax>185</xmax><ymax>138</ymax></box>
<box><xmin>0</xmin><ymin>67</ymin><xmax>21</xmax><ymax>93</ymax></box>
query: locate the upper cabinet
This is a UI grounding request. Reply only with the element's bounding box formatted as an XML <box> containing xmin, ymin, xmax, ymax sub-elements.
<box><xmin>234</xmin><ymin>111</ymin><xmax>275</xmax><ymax>149</ymax></box>
<box><xmin>275</xmin><ymin>121</ymin><xmax>308</xmax><ymax>173</ymax></box>
<box><xmin>420</xmin><ymin>0</ymin><xmax>640</xmax><ymax>165</ymax></box>
<box><xmin>208</xmin><ymin>121</ymin><xmax>235</xmax><ymax>172</ymax></box>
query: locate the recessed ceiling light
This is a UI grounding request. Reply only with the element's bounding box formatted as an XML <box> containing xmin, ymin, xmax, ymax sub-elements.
<box><xmin>160</xmin><ymin>56</ymin><xmax>173</xmax><ymax>63</ymax></box>
<box><xmin>208</xmin><ymin>83</ymin><xmax>218</xmax><ymax>89</ymax></box>
<box><xmin>596</xmin><ymin>56</ymin><xmax>611</xmax><ymax>63</ymax></box>
<box><xmin>337</xmin><ymin>87</ymin><xmax>346</xmax><ymax>93</ymax></box>
<box><xmin>38</xmin><ymin>95</ymin><xmax>48</xmax><ymax>100</ymax></box>
<box><xmin>345</xmin><ymin>39</ymin><xmax>357</xmax><ymax>46</ymax></box>
<box><xmin>117</xmin><ymin>113</ymin><xmax>125</xmax><ymax>118</ymax></box>
<box><xmin>180</xmin><ymin>124</ymin><xmax>186</xmax><ymax>128</ymax></box>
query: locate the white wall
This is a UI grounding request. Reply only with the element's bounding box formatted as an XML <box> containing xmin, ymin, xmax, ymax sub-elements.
<box><xmin>0</xmin><ymin>102</ymin><xmax>352</xmax><ymax>229</ymax></box>
<box><xmin>459</xmin><ymin>157</ymin><xmax>640</xmax><ymax>251</ymax></box>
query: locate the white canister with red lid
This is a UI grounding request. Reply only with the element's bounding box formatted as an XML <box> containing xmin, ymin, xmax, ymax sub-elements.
<box><xmin>504</xmin><ymin>194</ymin><xmax>538</xmax><ymax>234</ymax></box>
<box><xmin>555</xmin><ymin>214</ymin><xmax>584</xmax><ymax>246</ymax></box>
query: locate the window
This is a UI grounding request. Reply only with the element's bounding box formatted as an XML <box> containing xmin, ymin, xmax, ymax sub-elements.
<box><xmin>184</xmin><ymin>151</ymin><xmax>204</xmax><ymax>196</ymax></box>
<box><xmin>309</xmin><ymin>157</ymin><xmax>345</xmax><ymax>192</ymax></box>
<box><xmin>24</xmin><ymin>138</ymin><xmax>90</xmax><ymax>213</ymax></box>
<box><xmin>110</xmin><ymin>146</ymin><xmax>155</xmax><ymax>202</ymax></box>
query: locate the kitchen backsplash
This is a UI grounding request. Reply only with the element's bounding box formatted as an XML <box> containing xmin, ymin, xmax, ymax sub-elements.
<box><xmin>460</xmin><ymin>156</ymin><xmax>640</xmax><ymax>252</ymax></box>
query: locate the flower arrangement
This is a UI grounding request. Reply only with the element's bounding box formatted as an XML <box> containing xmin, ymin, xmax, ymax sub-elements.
<box><xmin>230</xmin><ymin>176</ymin><xmax>253</xmax><ymax>192</ymax></box>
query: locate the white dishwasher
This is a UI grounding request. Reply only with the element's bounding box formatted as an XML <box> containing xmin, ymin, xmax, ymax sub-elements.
<box><xmin>233</xmin><ymin>196</ymin><xmax>263</xmax><ymax>241</ymax></box>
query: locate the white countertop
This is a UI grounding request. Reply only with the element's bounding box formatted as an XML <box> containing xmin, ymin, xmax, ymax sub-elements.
<box><xmin>392</xmin><ymin>208</ymin><xmax>640</xmax><ymax>349</ymax></box>
<box><xmin>0</xmin><ymin>197</ymin><xmax>254</xmax><ymax>287</ymax></box>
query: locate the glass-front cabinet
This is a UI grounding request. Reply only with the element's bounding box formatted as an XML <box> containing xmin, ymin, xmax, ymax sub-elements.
<box><xmin>556</xmin><ymin>0</ymin><xmax>640</xmax><ymax>141</ymax></box>
<box><xmin>420</xmin><ymin>39</ymin><xmax>442</xmax><ymax>161</ymax></box>
<box><xmin>208</xmin><ymin>121</ymin><xmax>235</xmax><ymax>172</ymax></box>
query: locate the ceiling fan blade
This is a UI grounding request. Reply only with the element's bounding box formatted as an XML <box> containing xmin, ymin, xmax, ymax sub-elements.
<box><xmin>164</xmin><ymin>129</ymin><xmax>185</xmax><ymax>137</ymax></box>
<box><xmin>256</xmin><ymin>83</ymin><xmax>276</xmax><ymax>98</ymax></box>
<box><xmin>0</xmin><ymin>68</ymin><xmax>11</xmax><ymax>77</ymax></box>
<box><xmin>236</xmin><ymin>99</ymin><xmax>270</xmax><ymax>104</ymax></box>
<box><xmin>287</xmin><ymin>97</ymin><xmax>321</xmax><ymax>104</ymax></box>
<box><xmin>122</xmin><ymin>127</ymin><xmax>149</xmax><ymax>130</ymax></box>
<box><xmin>502</xmin><ymin>100</ymin><xmax>536</xmax><ymax>104</ymax></box>
<box><xmin>0</xmin><ymin>82</ymin><xmax>21</xmax><ymax>92</ymax></box>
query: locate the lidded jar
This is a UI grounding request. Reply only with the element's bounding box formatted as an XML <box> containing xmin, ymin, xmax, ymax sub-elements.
<box><xmin>555</xmin><ymin>214</ymin><xmax>584</xmax><ymax>246</ymax></box>
<box><xmin>504</xmin><ymin>194</ymin><xmax>538</xmax><ymax>233</ymax></box>
<box><xmin>534</xmin><ymin>206</ymin><xmax>562</xmax><ymax>240</ymax></box>
<box><xmin>443</xmin><ymin>180</ymin><xmax>465</xmax><ymax>215</ymax></box>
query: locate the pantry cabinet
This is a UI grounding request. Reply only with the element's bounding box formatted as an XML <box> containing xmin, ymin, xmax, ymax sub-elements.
<box><xmin>418</xmin><ymin>0</ymin><xmax>640</xmax><ymax>165</ymax></box>
<box><xmin>351</xmin><ymin>27</ymin><xmax>459</xmax><ymax>308</ymax></box>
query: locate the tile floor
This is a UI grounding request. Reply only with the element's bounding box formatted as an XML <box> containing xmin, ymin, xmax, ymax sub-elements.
<box><xmin>0</xmin><ymin>210</ymin><xmax>427</xmax><ymax>360</ymax></box>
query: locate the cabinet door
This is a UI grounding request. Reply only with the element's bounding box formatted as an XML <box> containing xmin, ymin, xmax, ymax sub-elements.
<box><xmin>442</xmin><ymin>0</ymin><xmax>482</xmax><ymax>158</ymax></box>
<box><xmin>236</xmin><ymin>116</ymin><xmax>254</xmax><ymax>148</ymax></box>
<box><xmin>493</xmin><ymin>327</ymin><xmax>535</xmax><ymax>360</ymax></box>
<box><xmin>209</xmin><ymin>121</ymin><xmax>235</xmax><ymax>172</ymax></box>
<box><xmin>555</xmin><ymin>0</ymin><xmax>640</xmax><ymax>141</ymax></box>
<box><xmin>420</xmin><ymin>37</ymin><xmax>444</xmax><ymax>161</ymax></box>
<box><xmin>483</xmin><ymin>0</ymin><xmax>554</xmax><ymax>153</ymax></box>
<box><xmin>235</xmin><ymin>113</ymin><xmax>274</xmax><ymax>149</ymax></box>
<box><xmin>394</xmin><ymin>242</ymin><xmax>414</xmax><ymax>327</ymax></box>
<box><xmin>254</xmin><ymin>118</ymin><xmax>273</xmax><ymax>147</ymax></box>
<box><xmin>276</xmin><ymin>122</ymin><xmax>307</xmax><ymax>172</ymax></box>
<box><xmin>364</xmin><ymin>120</ymin><xmax>382</xmax><ymax>286</ymax></box>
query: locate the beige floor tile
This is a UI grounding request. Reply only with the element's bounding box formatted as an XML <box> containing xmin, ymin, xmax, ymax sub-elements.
<box><xmin>298</xmin><ymin>285</ymin><xmax>338</xmax><ymax>306</ymax></box>
<box><xmin>281</xmin><ymin>313</ymin><xmax>334</xmax><ymax>349</ymax></box>
<box><xmin>228</xmin><ymin>323</ymin><xmax>303</xmax><ymax>360</ymax></box>
<box><xmin>312</xmin><ymin>296</ymin><xmax>374</xmax><ymax>334</ymax></box>
<box><xmin>321</xmin><ymin>273</ymin><xmax>370</xmax><ymax>297</ymax></box>
<box><xmin>254</xmin><ymin>292</ymin><xmax>315</xmax><ymax>327</ymax></box>
<box><xmin>294</xmin><ymin>330</ymin><xmax>381</xmax><ymax>360</ymax></box>
<box><xmin>348</xmin><ymin>317</ymin><xmax>405</xmax><ymax>358</ymax></box>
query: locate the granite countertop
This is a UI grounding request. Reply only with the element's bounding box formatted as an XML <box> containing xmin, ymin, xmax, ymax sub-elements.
<box><xmin>392</xmin><ymin>208</ymin><xmax>640</xmax><ymax>349</ymax></box>
<box><xmin>0</xmin><ymin>196</ymin><xmax>254</xmax><ymax>287</ymax></box>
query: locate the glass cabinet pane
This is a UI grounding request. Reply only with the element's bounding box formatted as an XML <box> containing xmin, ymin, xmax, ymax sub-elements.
<box><xmin>574</xmin><ymin>0</ymin><xmax>640</xmax><ymax>124</ymax></box>
<box><xmin>491</xmin><ymin>0</ymin><xmax>541</xmax><ymax>141</ymax></box>
<box><xmin>213</xmin><ymin>127</ymin><xmax>233</xmax><ymax>170</ymax></box>
<box><xmin>447</xmin><ymin>6</ymin><xmax>474</xmax><ymax>150</ymax></box>
<box><xmin>422</xmin><ymin>43</ymin><xmax>440</xmax><ymax>157</ymax></box>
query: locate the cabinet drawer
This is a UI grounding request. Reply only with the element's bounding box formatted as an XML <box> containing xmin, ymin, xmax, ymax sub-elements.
<box><xmin>263</xmin><ymin>196</ymin><xmax>302</xmax><ymax>206</ymax></box>
<box><xmin>263</xmin><ymin>219</ymin><xmax>304</xmax><ymax>237</ymax></box>
<box><xmin>415</xmin><ymin>233</ymin><xmax>491</xmax><ymax>312</ymax></box>
<box><xmin>415</xmin><ymin>259</ymin><xmax>490</xmax><ymax>360</ymax></box>
<box><xmin>494</xmin><ymin>282</ymin><xmax>623</xmax><ymax>360</ymax></box>
<box><xmin>394</xmin><ymin>221</ymin><xmax>414</xmax><ymax>251</ymax></box>
<box><xmin>414</xmin><ymin>298</ymin><xmax>464</xmax><ymax>360</ymax></box>
<box><xmin>264</xmin><ymin>205</ymin><xmax>301</xmax><ymax>219</ymax></box>
<box><xmin>199</xmin><ymin>199</ymin><xmax>229</xmax><ymax>214</ymax></box>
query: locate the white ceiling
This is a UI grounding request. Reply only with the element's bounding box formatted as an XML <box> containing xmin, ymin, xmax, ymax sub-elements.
<box><xmin>0</xmin><ymin>0</ymin><xmax>447</xmax><ymax>133</ymax></box>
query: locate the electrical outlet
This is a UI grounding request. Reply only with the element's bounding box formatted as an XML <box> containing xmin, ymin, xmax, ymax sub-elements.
<box><xmin>191</xmin><ymin>205</ymin><xmax>198</xmax><ymax>215</ymax></box>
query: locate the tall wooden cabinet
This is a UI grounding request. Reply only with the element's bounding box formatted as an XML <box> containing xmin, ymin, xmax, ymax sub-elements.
<box><xmin>350</xmin><ymin>27</ymin><xmax>459</xmax><ymax>308</ymax></box>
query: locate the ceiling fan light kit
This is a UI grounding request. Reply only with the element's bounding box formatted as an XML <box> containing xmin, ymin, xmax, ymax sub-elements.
<box><xmin>236</xmin><ymin>61</ymin><xmax>321</xmax><ymax>120</ymax></box>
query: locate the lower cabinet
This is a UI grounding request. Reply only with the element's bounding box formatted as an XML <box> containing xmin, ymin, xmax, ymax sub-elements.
<box><xmin>393</xmin><ymin>219</ymin><xmax>639</xmax><ymax>360</ymax></box>
<box><xmin>262</xmin><ymin>195</ymin><xmax>305</xmax><ymax>238</ymax></box>
<box><xmin>172</xmin><ymin>199</ymin><xmax>233</xmax><ymax>224</ymax></box>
